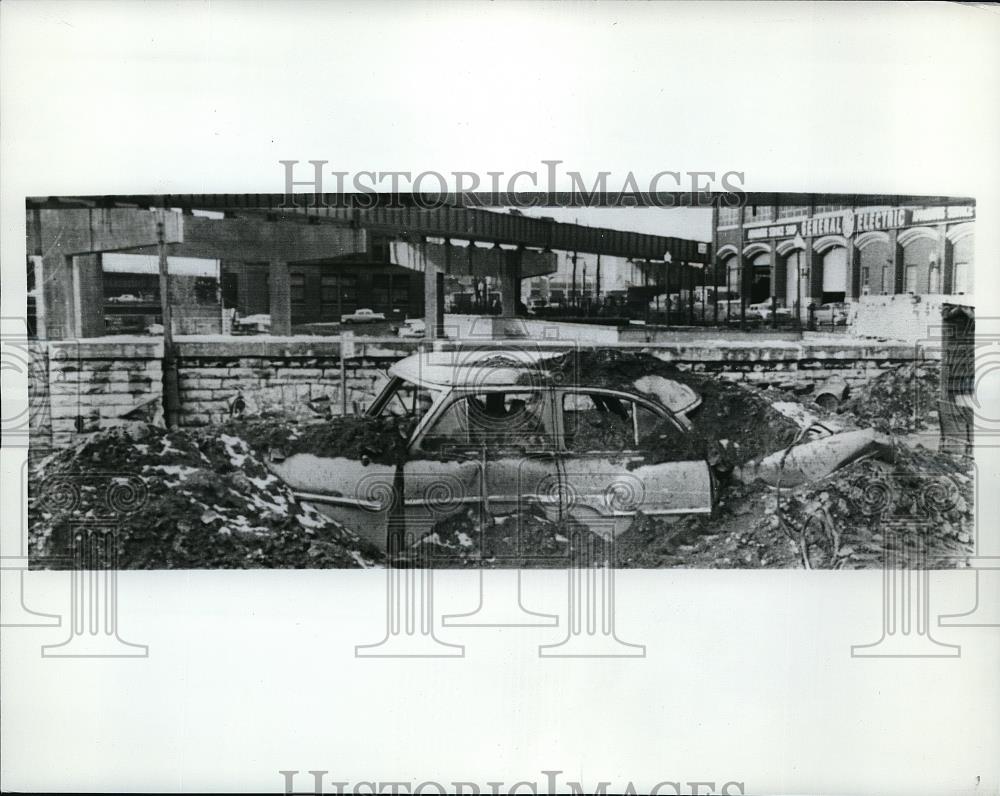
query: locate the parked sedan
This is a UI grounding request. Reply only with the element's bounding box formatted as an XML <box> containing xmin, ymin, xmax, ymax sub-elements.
<box><xmin>265</xmin><ymin>350</ymin><xmax>714</xmax><ymax>551</ymax></box>
<box><xmin>813</xmin><ymin>302</ymin><xmax>849</xmax><ymax>326</ymax></box>
<box><xmin>395</xmin><ymin>318</ymin><xmax>426</xmax><ymax>338</ymax></box>
<box><xmin>341</xmin><ymin>308</ymin><xmax>386</xmax><ymax>324</ymax></box>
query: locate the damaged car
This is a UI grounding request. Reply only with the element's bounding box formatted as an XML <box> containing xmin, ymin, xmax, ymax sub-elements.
<box><xmin>264</xmin><ymin>349</ymin><xmax>895</xmax><ymax>554</ymax></box>
<box><xmin>265</xmin><ymin>350</ymin><xmax>717</xmax><ymax>551</ymax></box>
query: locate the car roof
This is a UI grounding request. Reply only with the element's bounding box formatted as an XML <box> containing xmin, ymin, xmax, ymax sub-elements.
<box><xmin>389</xmin><ymin>350</ymin><xmax>565</xmax><ymax>388</ymax></box>
<box><xmin>386</xmin><ymin>351</ymin><xmax>701</xmax><ymax>417</ymax></box>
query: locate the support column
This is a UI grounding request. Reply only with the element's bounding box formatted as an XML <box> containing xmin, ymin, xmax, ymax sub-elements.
<box><xmin>499</xmin><ymin>249</ymin><xmax>520</xmax><ymax>318</ymax></box>
<box><xmin>41</xmin><ymin>252</ymin><xmax>74</xmax><ymax>340</ymax></box>
<box><xmin>846</xmin><ymin>236</ymin><xmax>860</xmax><ymax>300</ymax></box>
<box><xmin>807</xmin><ymin>239</ymin><xmax>822</xmax><ymax>302</ymax></box>
<box><xmin>421</xmin><ymin>237</ymin><xmax>444</xmax><ymax>340</ymax></box>
<box><xmin>74</xmin><ymin>254</ymin><xmax>106</xmax><ymax>337</ymax></box>
<box><xmin>937</xmin><ymin>223</ymin><xmax>948</xmax><ymax>294</ymax></box>
<box><xmin>268</xmin><ymin>258</ymin><xmax>292</xmax><ymax>336</ymax></box>
<box><xmin>889</xmin><ymin>228</ymin><xmax>902</xmax><ymax>295</ymax></box>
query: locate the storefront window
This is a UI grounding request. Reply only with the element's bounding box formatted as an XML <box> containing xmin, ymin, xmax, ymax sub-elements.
<box><xmin>784</xmin><ymin>251</ymin><xmax>806</xmax><ymax>309</ymax></box>
<box><xmin>952</xmin><ymin>233</ymin><xmax>973</xmax><ymax>294</ymax></box>
<box><xmin>725</xmin><ymin>256</ymin><xmax>741</xmax><ymax>294</ymax></box>
<box><xmin>953</xmin><ymin>262</ymin><xmax>970</xmax><ymax>294</ymax></box>
<box><xmin>777</xmin><ymin>205</ymin><xmax>808</xmax><ymax>220</ymax></box>
<box><xmin>902</xmin><ymin>236</ymin><xmax>936</xmax><ymax>297</ymax></box>
<box><xmin>821</xmin><ymin>247</ymin><xmax>847</xmax><ymax>302</ymax></box>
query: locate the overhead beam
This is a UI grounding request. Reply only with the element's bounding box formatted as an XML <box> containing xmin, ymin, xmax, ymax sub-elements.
<box><xmin>28</xmin><ymin>208</ymin><xmax>183</xmax><ymax>256</ymax></box>
<box><xmin>122</xmin><ymin>215</ymin><xmax>368</xmax><ymax>262</ymax></box>
<box><xmin>29</xmin><ymin>198</ymin><xmax>711</xmax><ymax>262</ymax></box>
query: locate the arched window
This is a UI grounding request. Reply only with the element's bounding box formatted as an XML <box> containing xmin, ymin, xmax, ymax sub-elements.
<box><xmin>820</xmin><ymin>247</ymin><xmax>847</xmax><ymax>301</ymax></box>
<box><xmin>724</xmin><ymin>255</ymin><xmax>741</xmax><ymax>295</ymax></box>
<box><xmin>951</xmin><ymin>231</ymin><xmax>974</xmax><ymax>294</ymax></box>
<box><xmin>784</xmin><ymin>250</ymin><xmax>807</xmax><ymax>309</ymax></box>
<box><xmin>857</xmin><ymin>235</ymin><xmax>891</xmax><ymax>295</ymax></box>
<box><xmin>903</xmin><ymin>237</ymin><xmax>935</xmax><ymax>294</ymax></box>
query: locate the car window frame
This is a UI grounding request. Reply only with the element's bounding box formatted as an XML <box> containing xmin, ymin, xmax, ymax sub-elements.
<box><xmin>556</xmin><ymin>387</ymin><xmax>686</xmax><ymax>454</ymax></box>
<box><xmin>409</xmin><ymin>386</ymin><xmax>557</xmax><ymax>455</ymax></box>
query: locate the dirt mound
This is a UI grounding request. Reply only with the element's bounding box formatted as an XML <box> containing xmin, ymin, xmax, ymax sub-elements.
<box><xmin>759</xmin><ymin>443</ymin><xmax>974</xmax><ymax>569</ymax></box>
<box><xmin>615</xmin><ymin>481</ymin><xmax>804</xmax><ymax>568</ymax></box>
<box><xmin>29</xmin><ymin>422</ymin><xmax>382</xmax><ymax>569</ymax></box>
<box><xmin>613</xmin><ymin>442</ymin><xmax>974</xmax><ymax>569</ymax></box>
<box><xmin>526</xmin><ymin>349</ymin><xmax>802</xmax><ymax>468</ymax></box>
<box><xmin>220</xmin><ymin>415</ymin><xmax>410</xmax><ymax>465</ymax></box>
<box><xmin>412</xmin><ymin>504</ymin><xmax>608</xmax><ymax>568</ymax></box>
<box><xmin>838</xmin><ymin>362</ymin><xmax>940</xmax><ymax>434</ymax></box>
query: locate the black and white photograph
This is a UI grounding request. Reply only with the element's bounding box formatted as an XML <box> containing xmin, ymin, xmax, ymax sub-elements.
<box><xmin>2</xmin><ymin>2</ymin><xmax>999</xmax><ymax>795</ymax></box>
<box><xmin>24</xmin><ymin>195</ymin><xmax>977</xmax><ymax>571</ymax></box>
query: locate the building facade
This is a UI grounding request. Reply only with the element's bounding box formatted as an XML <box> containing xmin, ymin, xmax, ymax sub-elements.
<box><xmin>713</xmin><ymin>201</ymin><xmax>975</xmax><ymax>314</ymax></box>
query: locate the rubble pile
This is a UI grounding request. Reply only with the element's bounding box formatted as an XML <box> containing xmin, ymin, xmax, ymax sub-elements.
<box><xmin>417</xmin><ymin>504</ymin><xmax>608</xmax><ymax>568</ymax></box>
<box><xmin>615</xmin><ymin>443</ymin><xmax>974</xmax><ymax>569</ymax></box>
<box><xmin>29</xmin><ymin>422</ymin><xmax>382</xmax><ymax>569</ymax></box>
<box><xmin>755</xmin><ymin>443</ymin><xmax>974</xmax><ymax>569</ymax></box>
<box><xmin>838</xmin><ymin>362</ymin><xmax>940</xmax><ymax>434</ymax></box>
<box><xmin>220</xmin><ymin>415</ymin><xmax>410</xmax><ymax>465</ymax></box>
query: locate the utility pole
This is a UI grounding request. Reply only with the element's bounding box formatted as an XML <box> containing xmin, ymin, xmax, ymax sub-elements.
<box><xmin>570</xmin><ymin>249</ymin><xmax>578</xmax><ymax>310</ymax></box>
<box><xmin>157</xmin><ymin>212</ymin><xmax>180</xmax><ymax>428</ymax></box>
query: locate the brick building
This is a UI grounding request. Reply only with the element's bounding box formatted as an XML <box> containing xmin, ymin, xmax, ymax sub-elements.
<box><xmin>712</xmin><ymin>200</ymin><xmax>975</xmax><ymax>316</ymax></box>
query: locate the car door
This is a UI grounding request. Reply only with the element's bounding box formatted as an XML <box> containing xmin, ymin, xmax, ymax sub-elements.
<box><xmin>413</xmin><ymin>388</ymin><xmax>561</xmax><ymax>561</ymax></box>
<box><xmin>405</xmin><ymin>394</ymin><xmax>488</xmax><ymax>554</ymax></box>
<box><xmin>267</xmin><ymin>453</ymin><xmax>398</xmax><ymax>552</ymax></box>
<box><xmin>557</xmin><ymin>389</ymin><xmax>713</xmax><ymax>537</ymax></box>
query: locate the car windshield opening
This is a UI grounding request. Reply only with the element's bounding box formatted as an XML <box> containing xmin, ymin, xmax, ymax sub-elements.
<box><xmin>377</xmin><ymin>378</ymin><xmax>438</xmax><ymax>420</ymax></box>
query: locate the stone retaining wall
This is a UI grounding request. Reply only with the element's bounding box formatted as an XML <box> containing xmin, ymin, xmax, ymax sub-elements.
<box><xmin>32</xmin><ymin>336</ymin><xmax>932</xmax><ymax>448</ymax></box>
<box><xmin>45</xmin><ymin>339</ymin><xmax>164</xmax><ymax>448</ymax></box>
<box><xmin>174</xmin><ymin>339</ymin><xmax>420</xmax><ymax>427</ymax></box>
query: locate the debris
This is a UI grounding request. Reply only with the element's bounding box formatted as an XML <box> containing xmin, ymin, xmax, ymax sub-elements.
<box><xmin>28</xmin><ymin>423</ymin><xmax>382</xmax><ymax>569</ymax></box>
<box><xmin>839</xmin><ymin>362</ymin><xmax>940</xmax><ymax>433</ymax></box>
<box><xmin>736</xmin><ymin>428</ymin><xmax>895</xmax><ymax>488</ymax></box>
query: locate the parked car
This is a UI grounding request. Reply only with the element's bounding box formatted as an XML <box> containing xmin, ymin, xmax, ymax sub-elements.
<box><xmin>396</xmin><ymin>318</ymin><xmax>426</xmax><ymax>338</ymax></box>
<box><xmin>232</xmin><ymin>313</ymin><xmax>272</xmax><ymax>334</ymax></box>
<box><xmin>748</xmin><ymin>301</ymin><xmax>793</xmax><ymax>322</ymax></box>
<box><xmin>265</xmin><ymin>350</ymin><xmax>714</xmax><ymax>551</ymax></box>
<box><xmin>813</xmin><ymin>302</ymin><xmax>849</xmax><ymax>326</ymax></box>
<box><xmin>341</xmin><ymin>308</ymin><xmax>386</xmax><ymax>324</ymax></box>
